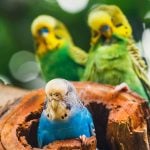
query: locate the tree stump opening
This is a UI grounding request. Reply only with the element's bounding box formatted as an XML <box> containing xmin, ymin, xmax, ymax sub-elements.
<box><xmin>0</xmin><ymin>82</ymin><xmax>150</xmax><ymax>150</ymax></box>
<box><xmin>16</xmin><ymin>105</ymin><xmax>97</xmax><ymax>150</ymax></box>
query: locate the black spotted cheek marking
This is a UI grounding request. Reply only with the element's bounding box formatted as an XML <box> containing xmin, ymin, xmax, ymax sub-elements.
<box><xmin>61</xmin><ymin>113</ymin><xmax>68</xmax><ymax>119</ymax></box>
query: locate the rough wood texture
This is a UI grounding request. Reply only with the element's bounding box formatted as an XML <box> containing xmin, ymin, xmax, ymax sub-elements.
<box><xmin>32</xmin><ymin>135</ymin><xmax>96</xmax><ymax>150</ymax></box>
<box><xmin>0</xmin><ymin>84</ymin><xmax>28</xmax><ymax>117</ymax></box>
<box><xmin>0</xmin><ymin>82</ymin><xmax>150</xmax><ymax>150</ymax></box>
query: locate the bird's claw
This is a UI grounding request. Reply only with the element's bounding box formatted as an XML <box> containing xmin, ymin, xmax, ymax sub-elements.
<box><xmin>80</xmin><ymin>135</ymin><xmax>88</xmax><ymax>145</ymax></box>
<box><xmin>114</xmin><ymin>82</ymin><xmax>130</xmax><ymax>92</ymax></box>
<box><xmin>107</xmin><ymin>83</ymin><xmax>130</xmax><ymax>100</ymax></box>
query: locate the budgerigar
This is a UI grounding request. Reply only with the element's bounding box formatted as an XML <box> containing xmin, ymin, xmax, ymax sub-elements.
<box><xmin>31</xmin><ymin>15</ymin><xmax>88</xmax><ymax>81</ymax></box>
<box><xmin>82</xmin><ymin>5</ymin><xmax>150</xmax><ymax>101</ymax></box>
<box><xmin>37</xmin><ymin>78</ymin><xmax>95</xmax><ymax>148</ymax></box>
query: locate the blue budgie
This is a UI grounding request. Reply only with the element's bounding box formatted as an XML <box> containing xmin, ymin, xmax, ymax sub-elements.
<box><xmin>37</xmin><ymin>78</ymin><xmax>95</xmax><ymax>148</ymax></box>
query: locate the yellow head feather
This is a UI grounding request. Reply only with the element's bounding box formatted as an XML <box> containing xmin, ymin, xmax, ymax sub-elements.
<box><xmin>88</xmin><ymin>4</ymin><xmax>133</xmax><ymax>44</ymax></box>
<box><xmin>88</xmin><ymin>10</ymin><xmax>115</xmax><ymax>44</ymax></box>
<box><xmin>100</xmin><ymin>5</ymin><xmax>132</xmax><ymax>38</ymax></box>
<box><xmin>31</xmin><ymin>15</ymin><xmax>72</xmax><ymax>56</ymax></box>
<box><xmin>88</xmin><ymin>10</ymin><xmax>114</xmax><ymax>31</ymax></box>
<box><xmin>31</xmin><ymin>15</ymin><xmax>56</xmax><ymax>37</ymax></box>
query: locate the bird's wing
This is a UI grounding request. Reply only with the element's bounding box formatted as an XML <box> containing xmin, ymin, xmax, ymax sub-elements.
<box><xmin>128</xmin><ymin>38</ymin><xmax>150</xmax><ymax>98</ymax></box>
<box><xmin>69</xmin><ymin>46</ymin><xmax>88</xmax><ymax>66</ymax></box>
<box><xmin>38</xmin><ymin>132</ymin><xmax>44</xmax><ymax>148</ymax></box>
<box><xmin>84</xmin><ymin>108</ymin><xmax>95</xmax><ymax>136</ymax></box>
<box><xmin>38</xmin><ymin>111</ymin><xmax>53</xmax><ymax>147</ymax></box>
<box><xmin>140</xmin><ymin>29</ymin><xmax>150</xmax><ymax>79</ymax></box>
<box><xmin>38</xmin><ymin>112</ymin><xmax>47</xmax><ymax>148</ymax></box>
<box><xmin>90</xmin><ymin>121</ymin><xmax>96</xmax><ymax>136</ymax></box>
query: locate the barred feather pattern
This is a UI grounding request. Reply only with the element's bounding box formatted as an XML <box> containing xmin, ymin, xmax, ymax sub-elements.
<box><xmin>128</xmin><ymin>38</ymin><xmax>147</xmax><ymax>71</ymax></box>
<box><xmin>128</xmin><ymin>38</ymin><xmax>150</xmax><ymax>97</ymax></box>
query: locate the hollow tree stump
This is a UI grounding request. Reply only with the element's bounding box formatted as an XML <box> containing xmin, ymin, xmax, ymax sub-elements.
<box><xmin>0</xmin><ymin>82</ymin><xmax>149</xmax><ymax>150</ymax></box>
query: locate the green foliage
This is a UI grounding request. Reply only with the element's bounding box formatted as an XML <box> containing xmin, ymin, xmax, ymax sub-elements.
<box><xmin>0</xmin><ymin>18</ymin><xmax>16</xmax><ymax>75</ymax></box>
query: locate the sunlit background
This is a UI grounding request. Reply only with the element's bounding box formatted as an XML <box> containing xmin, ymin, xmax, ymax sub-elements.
<box><xmin>0</xmin><ymin>0</ymin><xmax>149</xmax><ymax>89</ymax></box>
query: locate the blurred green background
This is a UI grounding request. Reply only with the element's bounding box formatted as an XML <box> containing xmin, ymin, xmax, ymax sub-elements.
<box><xmin>0</xmin><ymin>0</ymin><xmax>149</xmax><ymax>89</ymax></box>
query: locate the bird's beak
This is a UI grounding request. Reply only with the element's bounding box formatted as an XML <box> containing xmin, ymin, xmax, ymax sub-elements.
<box><xmin>91</xmin><ymin>31</ymin><xmax>100</xmax><ymax>45</ymax></box>
<box><xmin>101</xmin><ymin>25</ymin><xmax>110</xmax><ymax>32</ymax></box>
<box><xmin>44</xmin><ymin>33</ymin><xmax>60</xmax><ymax>50</ymax></box>
<box><xmin>100</xmin><ymin>25</ymin><xmax>112</xmax><ymax>38</ymax></box>
<box><xmin>38</xmin><ymin>28</ymin><xmax>61</xmax><ymax>51</ymax></box>
<box><xmin>51</xmin><ymin>99</ymin><xmax>59</xmax><ymax>110</ymax></box>
<box><xmin>39</xmin><ymin>28</ymin><xmax>49</xmax><ymax>37</ymax></box>
<box><xmin>41</xmin><ymin>32</ymin><xmax>48</xmax><ymax>37</ymax></box>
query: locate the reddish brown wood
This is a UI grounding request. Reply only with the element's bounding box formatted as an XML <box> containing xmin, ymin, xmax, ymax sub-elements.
<box><xmin>0</xmin><ymin>84</ymin><xmax>28</xmax><ymax>117</ymax></box>
<box><xmin>0</xmin><ymin>82</ymin><xmax>150</xmax><ymax>150</ymax></box>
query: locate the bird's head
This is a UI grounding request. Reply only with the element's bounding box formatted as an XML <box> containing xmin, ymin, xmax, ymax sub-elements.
<box><xmin>88</xmin><ymin>10</ymin><xmax>114</xmax><ymax>44</ymax></box>
<box><xmin>31</xmin><ymin>15</ymin><xmax>72</xmax><ymax>56</ymax></box>
<box><xmin>88</xmin><ymin>5</ymin><xmax>132</xmax><ymax>45</ymax></box>
<box><xmin>44</xmin><ymin>78</ymin><xmax>82</xmax><ymax>120</ymax></box>
<box><xmin>101</xmin><ymin>5</ymin><xmax>132</xmax><ymax>38</ymax></box>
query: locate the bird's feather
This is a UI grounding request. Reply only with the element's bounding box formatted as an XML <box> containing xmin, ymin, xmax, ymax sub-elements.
<box><xmin>84</xmin><ymin>4</ymin><xmax>150</xmax><ymax>102</ymax></box>
<box><xmin>128</xmin><ymin>38</ymin><xmax>150</xmax><ymax>98</ymax></box>
<box><xmin>31</xmin><ymin>15</ymin><xmax>87</xmax><ymax>81</ymax></box>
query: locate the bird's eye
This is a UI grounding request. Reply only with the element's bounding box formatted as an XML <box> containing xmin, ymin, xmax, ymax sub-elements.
<box><xmin>55</xmin><ymin>93</ymin><xmax>59</xmax><ymax>97</ymax></box>
<box><xmin>38</xmin><ymin>27</ymin><xmax>49</xmax><ymax>35</ymax></box>
<box><xmin>116</xmin><ymin>23</ymin><xmax>123</xmax><ymax>27</ymax></box>
<box><xmin>66</xmin><ymin>91</ymin><xmax>69</xmax><ymax>96</ymax></box>
<box><xmin>100</xmin><ymin>25</ymin><xmax>110</xmax><ymax>32</ymax></box>
<box><xmin>49</xmin><ymin>93</ymin><xmax>52</xmax><ymax>96</ymax></box>
<box><xmin>55</xmin><ymin>34</ymin><xmax>62</xmax><ymax>39</ymax></box>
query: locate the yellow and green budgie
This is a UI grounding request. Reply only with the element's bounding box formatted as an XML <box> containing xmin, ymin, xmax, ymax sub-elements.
<box><xmin>31</xmin><ymin>15</ymin><xmax>88</xmax><ymax>82</ymax></box>
<box><xmin>82</xmin><ymin>5</ymin><xmax>150</xmax><ymax>101</ymax></box>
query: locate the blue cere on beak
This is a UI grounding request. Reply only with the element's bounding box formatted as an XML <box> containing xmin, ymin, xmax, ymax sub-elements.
<box><xmin>101</xmin><ymin>25</ymin><xmax>110</xmax><ymax>32</ymax></box>
<box><xmin>39</xmin><ymin>28</ymin><xmax>49</xmax><ymax>35</ymax></box>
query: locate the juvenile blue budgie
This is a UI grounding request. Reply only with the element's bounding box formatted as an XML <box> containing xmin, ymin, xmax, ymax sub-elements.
<box><xmin>37</xmin><ymin>78</ymin><xmax>95</xmax><ymax>148</ymax></box>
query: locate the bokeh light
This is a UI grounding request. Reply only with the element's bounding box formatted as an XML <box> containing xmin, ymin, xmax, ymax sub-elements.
<box><xmin>141</xmin><ymin>28</ymin><xmax>150</xmax><ymax>78</ymax></box>
<box><xmin>9</xmin><ymin>51</ymin><xmax>40</xmax><ymax>83</ymax></box>
<box><xmin>142</xmin><ymin>28</ymin><xmax>150</xmax><ymax>55</ymax></box>
<box><xmin>23</xmin><ymin>77</ymin><xmax>46</xmax><ymax>89</ymax></box>
<box><xmin>144</xmin><ymin>11</ymin><xmax>150</xmax><ymax>19</ymax></box>
<box><xmin>56</xmin><ymin>0</ymin><xmax>89</xmax><ymax>13</ymax></box>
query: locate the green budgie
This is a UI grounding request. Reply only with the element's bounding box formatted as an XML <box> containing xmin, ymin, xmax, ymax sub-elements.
<box><xmin>31</xmin><ymin>15</ymin><xmax>88</xmax><ymax>81</ymax></box>
<box><xmin>82</xmin><ymin>5</ymin><xmax>150</xmax><ymax>101</ymax></box>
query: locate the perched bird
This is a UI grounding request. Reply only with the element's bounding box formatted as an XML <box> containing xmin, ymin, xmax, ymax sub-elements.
<box><xmin>82</xmin><ymin>5</ymin><xmax>150</xmax><ymax>101</ymax></box>
<box><xmin>37</xmin><ymin>78</ymin><xmax>95</xmax><ymax>148</ymax></box>
<box><xmin>31</xmin><ymin>15</ymin><xmax>88</xmax><ymax>81</ymax></box>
